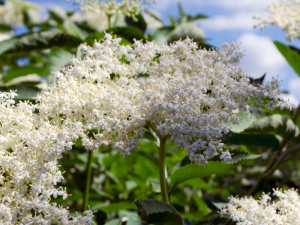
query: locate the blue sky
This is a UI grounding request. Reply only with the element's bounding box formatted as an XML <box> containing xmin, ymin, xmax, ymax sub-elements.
<box><xmin>26</xmin><ymin>0</ymin><xmax>300</xmax><ymax>105</ymax></box>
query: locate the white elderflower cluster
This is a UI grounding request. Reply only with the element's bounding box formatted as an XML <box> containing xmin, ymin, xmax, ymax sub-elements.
<box><xmin>0</xmin><ymin>0</ymin><xmax>39</xmax><ymax>27</ymax></box>
<box><xmin>254</xmin><ymin>0</ymin><xmax>300</xmax><ymax>41</ymax></box>
<box><xmin>0</xmin><ymin>34</ymin><xmax>292</xmax><ymax>223</ymax></box>
<box><xmin>221</xmin><ymin>188</ymin><xmax>300</xmax><ymax>224</ymax></box>
<box><xmin>37</xmin><ymin>33</ymin><xmax>292</xmax><ymax>166</ymax></box>
<box><xmin>0</xmin><ymin>95</ymin><xmax>94</xmax><ymax>223</ymax></box>
<box><xmin>69</xmin><ymin>0</ymin><xmax>154</xmax><ymax>20</ymax></box>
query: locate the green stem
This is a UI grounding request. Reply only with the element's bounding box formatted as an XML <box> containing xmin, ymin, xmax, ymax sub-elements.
<box><xmin>159</xmin><ymin>136</ymin><xmax>170</xmax><ymax>204</ymax></box>
<box><xmin>107</xmin><ymin>14</ymin><xmax>112</xmax><ymax>29</ymax></box>
<box><xmin>83</xmin><ymin>150</ymin><xmax>93</xmax><ymax>211</ymax></box>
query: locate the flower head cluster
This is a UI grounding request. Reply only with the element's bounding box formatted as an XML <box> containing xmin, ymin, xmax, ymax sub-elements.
<box><xmin>0</xmin><ymin>92</ymin><xmax>94</xmax><ymax>224</ymax></box>
<box><xmin>0</xmin><ymin>0</ymin><xmax>39</xmax><ymax>27</ymax></box>
<box><xmin>69</xmin><ymin>0</ymin><xmax>154</xmax><ymax>20</ymax></box>
<box><xmin>0</xmin><ymin>33</ymin><xmax>292</xmax><ymax>222</ymax></box>
<box><xmin>38</xmin><ymin>33</ymin><xmax>292</xmax><ymax>166</ymax></box>
<box><xmin>254</xmin><ymin>0</ymin><xmax>300</xmax><ymax>41</ymax></box>
<box><xmin>221</xmin><ymin>188</ymin><xmax>300</xmax><ymax>224</ymax></box>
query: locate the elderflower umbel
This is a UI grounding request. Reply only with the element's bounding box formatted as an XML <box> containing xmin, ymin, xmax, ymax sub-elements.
<box><xmin>37</xmin><ymin>33</ymin><xmax>292</xmax><ymax>166</ymax></box>
<box><xmin>254</xmin><ymin>0</ymin><xmax>300</xmax><ymax>41</ymax></box>
<box><xmin>220</xmin><ymin>188</ymin><xmax>300</xmax><ymax>224</ymax></box>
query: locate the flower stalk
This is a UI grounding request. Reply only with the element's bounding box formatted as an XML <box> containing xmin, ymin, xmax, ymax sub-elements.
<box><xmin>83</xmin><ymin>150</ymin><xmax>93</xmax><ymax>211</ymax></box>
<box><xmin>159</xmin><ymin>136</ymin><xmax>169</xmax><ymax>204</ymax></box>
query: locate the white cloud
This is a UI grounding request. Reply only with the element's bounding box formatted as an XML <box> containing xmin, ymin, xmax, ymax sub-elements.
<box><xmin>198</xmin><ymin>12</ymin><xmax>255</xmax><ymax>31</ymax></box>
<box><xmin>279</xmin><ymin>93</ymin><xmax>299</xmax><ymax>106</ymax></box>
<box><xmin>204</xmin><ymin>0</ymin><xmax>276</xmax><ymax>11</ymax></box>
<box><xmin>237</xmin><ymin>33</ymin><xmax>287</xmax><ymax>79</ymax></box>
<box><xmin>288</xmin><ymin>78</ymin><xmax>300</xmax><ymax>98</ymax></box>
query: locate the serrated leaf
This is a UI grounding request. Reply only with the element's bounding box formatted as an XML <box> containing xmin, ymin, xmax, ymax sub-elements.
<box><xmin>167</xmin><ymin>22</ymin><xmax>206</xmax><ymax>43</ymax></box>
<box><xmin>242</xmin><ymin>114</ymin><xmax>296</xmax><ymax>140</ymax></box>
<box><xmin>149</xmin><ymin>178</ymin><xmax>161</xmax><ymax>193</ymax></box>
<box><xmin>223</xmin><ymin>133</ymin><xmax>281</xmax><ymax>150</ymax></box>
<box><xmin>170</xmin><ymin>162</ymin><xmax>234</xmax><ymax>186</ymax></box>
<box><xmin>230</xmin><ymin>109</ymin><xmax>269</xmax><ymax>133</ymax></box>
<box><xmin>0</xmin><ymin>30</ymin><xmax>81</xmax><ymax>55</ymax></box>
<box><xmin>226</xmin><ymin>154</ymin><xmax>262</xmax><ymax>164</ymax></box>
<box><xmin>45</xmin><ymin>46</ymin><xmax>73</xmax><ymax>83</ymax></box>
<box><xmin>134</xmin><ymin>199</ymin><xmax>183</xmax><ymax>225</ymax></box>
<box><xmin>274</xmin><ymin>41</ymin><xmax>300</xmax><ymax>77</ymax></box>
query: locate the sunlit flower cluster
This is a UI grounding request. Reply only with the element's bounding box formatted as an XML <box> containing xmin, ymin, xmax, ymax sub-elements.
<box><xmin>0</xmin><ymin>0</ymin><xmax>39</xmax><ymax>27</ymax></box>
<box><xmin>38</xmin><ymin>33</ymin><xmax>292</xmax><ymax>165</ymax></box>
<box><xmin>221</xmin><ymin>188</ymin><xmax>300</xmax><ymax>224</ymax></box>
<box><xmin>0</xmin><ymin>33</ymin><xmax>292</xmax><ymax>223</ymax></box>
<box><xmin>0</xmin><ymin>93</ymin><xmax>94</xmax><ymax>224</ymax></box>
<box><xmin>254</xmin><ymin>0</ymin><xmax>300</xmax><ymax>41</ymax></box>
<box><xmin>69</xmin><ymin>0</ymin><xmax>154</xmax><ymax>20</ymax></box>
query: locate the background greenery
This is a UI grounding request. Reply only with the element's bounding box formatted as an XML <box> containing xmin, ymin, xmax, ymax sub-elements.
<box><xmin>1</xmin><ymin>1</ymin><xmax>300</xmax><ymax>224</ymax></box>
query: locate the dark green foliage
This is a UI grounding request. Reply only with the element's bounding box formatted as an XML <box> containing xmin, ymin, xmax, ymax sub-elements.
<box><xmin>135</xmin><ymin>199</ymin><xmax>183</xmax><ymax>225</ymax></box>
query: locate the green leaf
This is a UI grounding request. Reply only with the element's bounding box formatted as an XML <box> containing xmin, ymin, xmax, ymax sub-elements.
<box><xmin>48</xmin><ymin>7</ymin><xmax>68</xmax><ymax>24</ymax></box>
<box><xmin>45</xmin><ymin>46</ymin><xmax>73</xmax><ymax>83</ymax></box>
<box><xmin>187</xmin><ymin>14</ymin><xmax>208</xmax><ymax>22</ymax></box>
<box><xmin>0</xmin><ymin>84</ymin><xmax>42</xmax><ymax>100</ymax></box>
<box><xmin>0</xmin><ymin>31</ymin><xmax>81</xmax><ymax>55</ymax></box>
<box><xmin>223</xmin><ymin>133</ymin><xmax>281</xmax><ymax>150</ymax></box>
<box><xmin>134</xmin><ymin>199</ymin><xmax>183</xmax><ymax>225</ymax></box>
<box><xmin>149</xmin><ymin>178</ymin><xmax>161</xmax><ymax>193</ymax></box>
<box><xmin>0</xmin><ymin>23</ymin><xmax>11</xmax><ymax>32</ymax></box>
<box><xmin>104</xmin><ymin>219</ymin><xmax>122</xmax><ymax>225</ymax></box>
<box><xmin>249</xmin><ymin>73</ymin><xmax>265</xmax><ymax>86</ymax></box>
<box><xmin>178</xmin><ymin>3</ymin><xmax>186</xmax><ymax>19</ymax></box>
<box><xmin>3</xmin><ymin>66</ymin><xmax>45</xmax><ymax>83</ymax></box>
<box><xmin>99</xmin><ymin>202</ymin><xmax>136</xmax><ymax>213</ymax></box>
<box><xmin>225</xmin><ymin>153</ymin><xmax>262</xmax><ymax>164</ymax></box>
<box><xmin>274</xmin><ymin>41</ymin><xmax>300</xmax><ymax>76</ymax></box>
<box><xmin>145</xmin><ymin>9</ymin><xmax>163</xmax><ymax>24</ymax></box>
<box><xmin>242</xmin><ymin>114</ymin><xmax>296</xmax><ymax>140</ymax></box>
<box><xmin>192</xmin><ymin>195</ymin><xmax>210</xmax><ymax>215</ymax></box>
<box><xmin>63</xmin><ymin>20</ymin><xmax>89</xmax><ymax>41</ymax></box>
<box><xmin>168</xmin><ymin>15</ymin><xmax>175</xmax><ymax>27</ymax></box>
<box><xmin>206</xmin><ymin>197</ymin><xmax>228</xmax><ymax>210</ymax></box>
<box><xmin>167</xmin><ymin>22</ymin><xmax>206</xmax><ymax>43</ymax></box>
<box><xmin>107</xmin><ymin>26</ymin><xmax>146</xmax><ymax>42</ymax></box>
<box><xmin>170</xmin><ymin>162</ymin><xmax>234</xmax><ymax>186</ymax></box>
<box><xmin>230</xmin><ymin>109</ymin><xmax>269</xmax><ymax>133</ymax></box>
<box><xmin>152</xmin><ymin>27</ymin><xmax>174</xmax><ymax>45</ymax></box>
<box><xmin>192</xmin><ymin>212</ymin><xmax>236</xmax><ymax>225</ymax></box>
<box><xmin>84</xmin><ymin>32</ymin><xmax>131</xmax><ymax>47</ymax></box>
<box><xmin>125</xmin><ymin>13</ymin><xmax>147</xmax><ymax>32</ymax></box>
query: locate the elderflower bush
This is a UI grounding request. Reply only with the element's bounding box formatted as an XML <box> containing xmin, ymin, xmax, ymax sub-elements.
<box><xmin>254</xmin><ymin>0</ymin><xmax>300</xmax><ymax>41</ymax></box>
<box><xmin>221</xmin><ymin>188</ymin><xmax>300</xmax><ymax>224</ymax></box>
<box><xmin>0</xmin><ymin>33</ymin><xmax>292</xmax><ymax>223</ymax></box>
